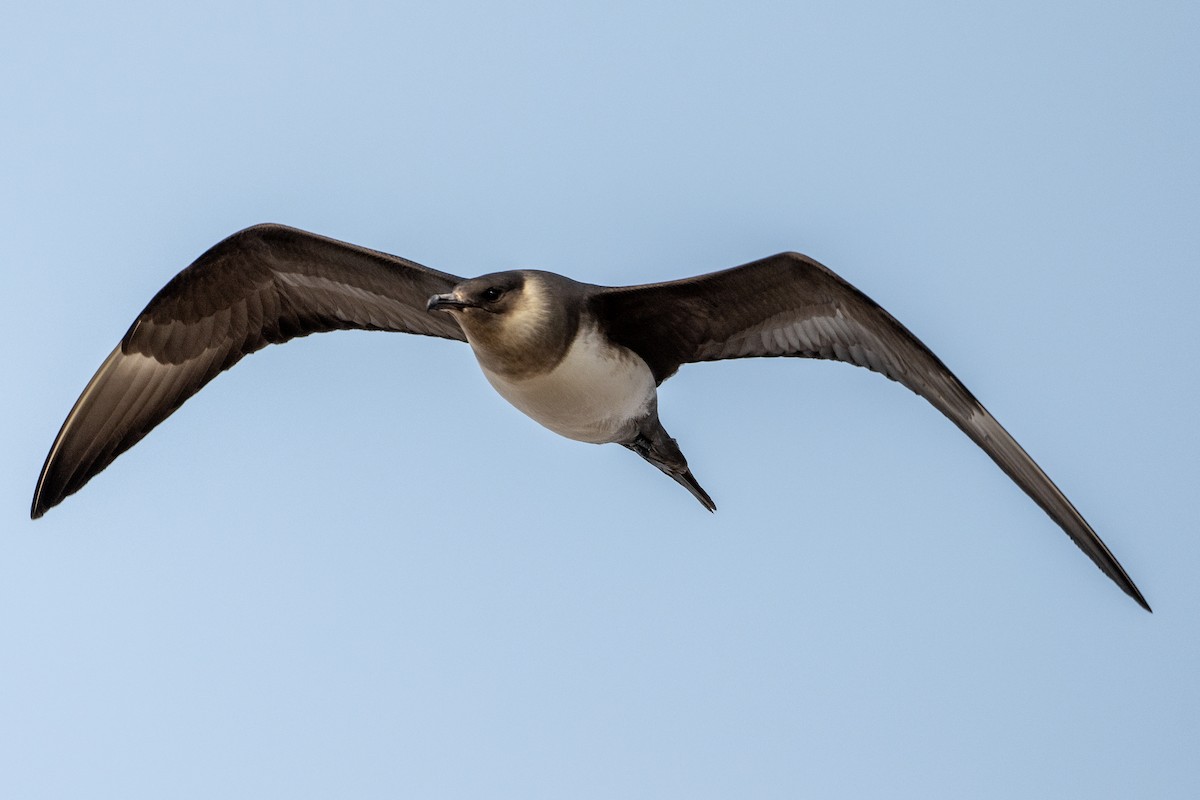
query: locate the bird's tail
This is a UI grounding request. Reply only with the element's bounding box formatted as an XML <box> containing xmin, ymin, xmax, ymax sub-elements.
<box><xmin>622</xmin><ymin>425</ymin><xmax>716</xmax><ymax>512</ymax></box>
<box><xmin>670</xmin><ymin>467</ymin><xmax>716</xmax><ymax>512</ymax></box>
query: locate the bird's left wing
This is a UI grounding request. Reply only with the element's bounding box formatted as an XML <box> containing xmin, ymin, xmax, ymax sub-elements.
<box><xmin>32</xmin><ymin>224</ymin><xmax>466</xmax><ymax>518</ymax></box>
<box><xmin>591</xmin><ymin>252</ymin><xmax>1150</xmax><ymax>610</ymax></box>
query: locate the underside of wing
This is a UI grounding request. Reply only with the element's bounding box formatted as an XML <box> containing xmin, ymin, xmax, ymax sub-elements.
<box><xmin>593</xmin><ymin>253</ymin><xmax>1149</xmax><ymax>610</ymax></box>
<box><xmin>32</xmin><ymin>224</ymin><xmax>466</xmax><ymax>518</ymax></box>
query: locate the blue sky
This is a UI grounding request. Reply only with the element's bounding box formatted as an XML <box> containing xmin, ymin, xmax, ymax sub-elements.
<box><xmin>3</xmin><ymin>1</ymin><xmax>1198</xmax><ymax>797</ymax></box>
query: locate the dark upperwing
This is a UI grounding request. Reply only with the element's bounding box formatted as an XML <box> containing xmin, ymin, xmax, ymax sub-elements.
<box><xmin>32</xmin><ymin>224</ymin><xmax>465</xmax><ymax>518</ymax></box>
<box><xmin>592</xmin><ymin>252</ymin><xmax>1150</xmax><ymax>610</ymax></box>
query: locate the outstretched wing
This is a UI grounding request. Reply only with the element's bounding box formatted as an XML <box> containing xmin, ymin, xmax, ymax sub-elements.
<box><xmin>593</xmin><ymin>252</ymin><xmax>1150</xmax><ymax>611</ymax></box>
<box><xmin>32</xmin><ymin>224</ymin><xmax>466</xmax><ymax>518</ymax></box>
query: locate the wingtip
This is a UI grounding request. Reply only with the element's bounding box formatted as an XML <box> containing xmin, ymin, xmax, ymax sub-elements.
<box><xmin>30</xmin><ymin>487</ymin><xmax>52</xmax><ymax>520</ymax></box>
<box><xmin>1128</xmin><ymin>587</ymin><xmax>1153</xmax><ymax>613</ymax></box>
<box><xmin>1104</xmin><ymin>566</ymin><xmax>1151</xmax><ymax>612</ymax></box>
<box><xmin>31</xmin><ymin>465</ymin><xmax>60</xmax><ymax>520</ymax></box>
<box><xmin>1100</xmin><ymin>555</ymin><xmax>1152</xmax><ymax>612</ymax></box>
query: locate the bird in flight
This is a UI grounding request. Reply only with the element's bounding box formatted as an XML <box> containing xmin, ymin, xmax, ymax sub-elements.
<box><xmin>32</xmin><ymin>224</ymin><xmax>1150</xmax><ymax>610</ymax></box>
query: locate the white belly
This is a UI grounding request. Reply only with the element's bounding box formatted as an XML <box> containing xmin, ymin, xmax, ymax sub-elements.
<box><xmin>478</xmin><ymin>327</ymin><xmax>656</xmax><ymax>444</ymax></box>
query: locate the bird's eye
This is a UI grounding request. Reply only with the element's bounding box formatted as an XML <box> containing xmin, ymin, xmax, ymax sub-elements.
<box><xmin>481</xmin><ymin>287</ymin><xmax>504</xmax><ymax>302</ymax></box>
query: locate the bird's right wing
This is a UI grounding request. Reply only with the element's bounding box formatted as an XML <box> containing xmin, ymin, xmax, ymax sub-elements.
<box><xmin>593</xmin><ymin>252</ymin><xmax>1150</xmax><ymax>610</ymax></box>
<box><xmin>32</xmin><ymin>224</ymin><xmax>466</xmax><ymax>518</ymax></box>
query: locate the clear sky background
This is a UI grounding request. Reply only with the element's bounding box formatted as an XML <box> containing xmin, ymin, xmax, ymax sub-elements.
<box><xmin>3</xmin><ymin>1</ymin><xmax>1198</xmax><ymax>797</ymax></box>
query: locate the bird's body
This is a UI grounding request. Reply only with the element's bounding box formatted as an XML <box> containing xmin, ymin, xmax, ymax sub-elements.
<box><xmin>477</xmin><ymin>320</ymin><xmax>656</xmax><ymax>445</ymax></box>
<box><xmin>32</xmin><ymin>223</ymin><xmax>1150</xmax><ymax>610</ymax></box>
<box><xmin>426</xmin><ymin>268</ymin><xmax>711</xmax><ymax>507</ymax></box>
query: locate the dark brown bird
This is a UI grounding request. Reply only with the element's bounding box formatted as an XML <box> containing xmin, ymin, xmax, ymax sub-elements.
<box><xmin>32</xmin><ymin>223</ymin><xmax>1150</xmax><ymax>611</ymax></box>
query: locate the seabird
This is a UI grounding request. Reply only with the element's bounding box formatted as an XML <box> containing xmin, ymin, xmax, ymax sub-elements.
<box><xmin>31</xmin><ymin>224</ymin><xmax>1150</xmax><ymax>611</ymax></box>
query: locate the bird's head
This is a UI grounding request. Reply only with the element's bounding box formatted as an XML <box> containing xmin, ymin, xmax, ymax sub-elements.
<box><xmin>426</xmin><ymin>271</ymin><xmax>527</xmax><ymax>319</ymax></box>
<box><xmin>427</xmin><ymin>270</ymin><xmax>581</xmax><ymax>378</ymax></box>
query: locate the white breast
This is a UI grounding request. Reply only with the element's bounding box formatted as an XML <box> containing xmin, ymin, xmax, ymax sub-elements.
<box><xmin>478</xmin><ymin>325</ymin><xmax>656</xmax><ymax>444</ymax></box>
